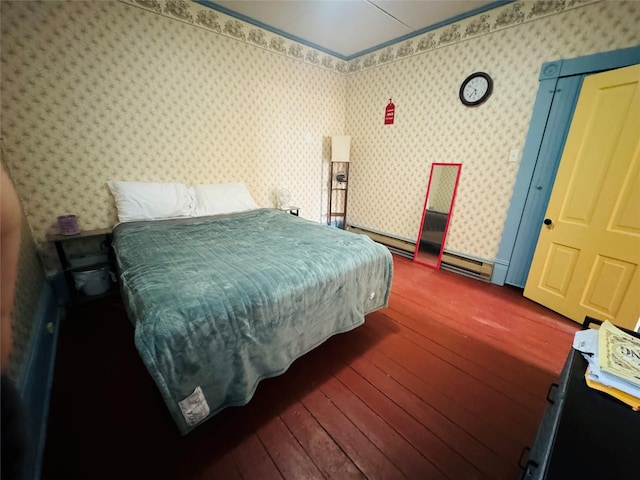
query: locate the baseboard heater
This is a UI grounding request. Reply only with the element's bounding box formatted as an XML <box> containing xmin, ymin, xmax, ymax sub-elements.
<box><xmin>440</xmin><ymin>252</ymin><xmax>493</xmax><ymax>281</ymax></box>
<box><xmin>346</xmin><ymin>224</ymin><xmax>493</xmax><ymax>281</ymax></box>
<box><xmin>345</xmin><ymin>225</ymin><xmax>415</xmax><ymax>259</ymax></box>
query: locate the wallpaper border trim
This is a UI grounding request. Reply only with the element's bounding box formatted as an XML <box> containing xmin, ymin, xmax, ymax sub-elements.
<box><xmin>119</xmin><ymin>0</ymin><xmax>351</xmax><ymax>73</ymax></box>
<box><xmin>347</xmin><ymin>0</ymin><xmax>601</xmax><ymax>74</ymax></box>
<box><xmin>119</xmin><ymin>0</ymin><xmax>600</xmax><ymax>75</ymax></box>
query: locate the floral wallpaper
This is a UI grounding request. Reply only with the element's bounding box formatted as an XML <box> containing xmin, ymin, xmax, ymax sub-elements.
<box><xmin>1</xmin><ymin>0</ymin><xmax>347</xmax><ymax>272</ymax></box>
<box><xmin>345</xmin><ymin>0</ymin><xmax>640</xmax><ymax>260</ymax></box>
<box><xmin>1</xmin><ymin>0</ymin><xmax>639</xmax><ymax>277</ymax></box>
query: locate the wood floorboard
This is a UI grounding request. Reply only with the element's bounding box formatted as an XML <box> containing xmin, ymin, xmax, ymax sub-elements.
<box><xmin>312</xmin><ymin>332</ymin><xmax>489</xmax><ymax>479</ymax></box>
<box><xmin>364</xmin><ymin>315</ymin><xmax>542</xmax><ymax>431</ymax></box>
<box><xmin>382</xmin><ymin>307</ymin><xmax>549</xmax><ymax>411</ymax></box>
<box><xmin>383</xmin><ymin>297</ymin><xmax>560</xmax><ymax>396</ymax></box>
<box><xmin>331</xmin><ymin>363</ymin><xmax>488</xmax><ymax>480</ymax></box>
<box><xmin>275</xmin><ymin>348</ymin><xmax>410</xmax><ymax>480</ymax></box>
<box><xmin>257</xmin><ymin>413</ymin><xmax>325</xmax><ymax>480</ymax></box>
<box><xmin>320</xmin><ymin>375</ymin><xmax>446</xmax><ymax>480</ymax></box>
<box><xmin>42</xmin><ymin>254</ymin><xmax>578</xmax><ymax>480</ymax></box>
<box><xmin>353</xmin><ymin>317</ymin><xmax>541</xmax><ymax>446</ymax></box>
<box><xmin>231</xmin><ymin>433</ymin><xmax>283</xmax><ymax>480</ymax></box>
<box><xmin>390</xmin><ymin>262</ymin><xmax>577</xmax><ymax>366</ymax></box>
<box><xmin>255</xmin><ymin>354</ymin><xmax>365</xmax><ymax>480</ymax></box>
<box><xmin>279</xmin><ymin>400</ymin><xmax>365</xmax><ymax>480</ymax></box>
<box><xmin>387</xmin><ymin>293</ymin><xmax>572</xmax><ymax>377</ymax></box>
<box><xmin>325</xmin><ymin>340</ymin><xmax>516</xmax><ymax>479</ymax></box>
<box><xmin>336</xmin><ymin>322</ymin><xmax>528</xmax><ymax>467</ymax></box>
<box><xmin>299</xmin><ymin>386</ymin><xmax>409</xmax><ymax>480</ymax></box>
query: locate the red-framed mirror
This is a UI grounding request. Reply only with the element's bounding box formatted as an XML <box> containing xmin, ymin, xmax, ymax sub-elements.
<box><xmin>413</xmin><ymin>163</ymin><xmax>462</xmax><ymax>269</ymax></box>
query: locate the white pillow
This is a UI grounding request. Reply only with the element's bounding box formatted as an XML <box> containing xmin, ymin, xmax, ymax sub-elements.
<box><xmin>191</xmin><ymin>182</ymin><xmax>258</xmax><ymax>217</ymax></box>
<box><xmin>107</xmin><ymin>181</ymin><xmax>193</xmax><ymax>223</ymax></box>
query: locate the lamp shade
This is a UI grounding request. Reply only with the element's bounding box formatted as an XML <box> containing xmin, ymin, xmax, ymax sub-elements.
<box><xmin>331</xmin><ymin>135</ymin><xmax>351</xmax><ymax>162</ymax></box>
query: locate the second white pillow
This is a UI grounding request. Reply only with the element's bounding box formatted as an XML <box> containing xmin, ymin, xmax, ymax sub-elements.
<box><xmin>192</xmin><ymin>182</ymin><xmax>258</xmax><ymax>217</ymax></box>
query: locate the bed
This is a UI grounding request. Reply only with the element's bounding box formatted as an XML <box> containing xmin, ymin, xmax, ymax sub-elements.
<box><xmin>111</xmin><ymin>206</ymin><xmax>393</xmax><ymax>434</ymax></box>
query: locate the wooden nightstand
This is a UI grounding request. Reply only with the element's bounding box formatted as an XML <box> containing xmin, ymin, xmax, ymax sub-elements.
<box><xmin>46</xmin><ymin>227</ymin><xmax>119</xmax><ymax>306</ymax></box>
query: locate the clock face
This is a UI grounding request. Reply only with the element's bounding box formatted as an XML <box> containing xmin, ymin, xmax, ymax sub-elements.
<box><xmin>460</xmin><ymin>72</ymin><xmax>493</xmax><ymax>106</ymax></box>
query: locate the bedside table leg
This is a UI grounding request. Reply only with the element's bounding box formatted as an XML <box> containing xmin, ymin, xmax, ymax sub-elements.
<box><xmin>54</xmin><ymin>240</ymin><xmax>75</xmax><ymax>300</ymax></box>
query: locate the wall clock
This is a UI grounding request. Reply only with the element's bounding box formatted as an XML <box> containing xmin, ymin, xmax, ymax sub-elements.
<box><xmin>459</xmin><ymin>72</ymin><xmax>493</xmax><ymax>107</ymax></box>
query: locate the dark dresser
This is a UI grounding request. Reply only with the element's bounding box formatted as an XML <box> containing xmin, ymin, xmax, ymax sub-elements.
<box><xmin>521</xmin><ymin>318</ymin><xmax>640</xmax><ymax>480</ymax></box>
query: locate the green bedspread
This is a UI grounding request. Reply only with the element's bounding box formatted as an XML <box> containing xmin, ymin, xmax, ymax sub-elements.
<box><xmin>112</xmin><ymin>209</ymin><xmax>393</xmax><ymax>434</ymax></box>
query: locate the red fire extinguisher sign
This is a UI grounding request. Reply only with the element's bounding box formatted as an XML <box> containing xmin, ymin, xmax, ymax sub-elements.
<box><xmin>384</xmin><ymin>99</ymin><xmax>395</xmax><ymax>125</ymax></box>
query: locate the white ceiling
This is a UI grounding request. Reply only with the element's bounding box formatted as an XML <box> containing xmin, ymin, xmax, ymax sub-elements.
<box><xmin>201</xmin><ymin>1</ymin><xmax>505</xmax><ymax>59</ymax></box>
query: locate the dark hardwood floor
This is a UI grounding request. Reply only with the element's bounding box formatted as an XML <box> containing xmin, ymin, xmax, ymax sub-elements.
<box><xmin>42</xmin><ymin>255</ymin><xmax>579</xmax><ymax>480</ymax></box>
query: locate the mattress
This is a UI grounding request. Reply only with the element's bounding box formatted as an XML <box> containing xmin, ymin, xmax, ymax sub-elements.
<box><xmin>112</xmin><ymin>208</ymin><xmax>393</xmax><ymax>434</ymax></box>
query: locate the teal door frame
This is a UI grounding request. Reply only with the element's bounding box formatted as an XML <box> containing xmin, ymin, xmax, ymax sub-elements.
<box><xmin>492</xmin><ymin>44</ymin><xmax>640</xmax><ymax>287</ymax></box>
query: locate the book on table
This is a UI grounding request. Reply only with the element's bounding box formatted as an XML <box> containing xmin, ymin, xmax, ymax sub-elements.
<box><xmin>598</xmin><ymin>320</ymin><xmax>640</xmax><ymax>388</ymax></box>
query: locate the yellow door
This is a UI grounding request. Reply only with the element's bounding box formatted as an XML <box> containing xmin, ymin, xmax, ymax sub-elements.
<box><xmin>524</xmin><ymin>64</ymin><xmax>640</xmax><ymax>330</ymax></box>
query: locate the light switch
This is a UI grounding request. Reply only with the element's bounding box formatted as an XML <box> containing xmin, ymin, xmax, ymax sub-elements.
<box><xmin>508</xmin><ymin>149</ymin><xmax>519</xmax><ymax>163</ymax></box>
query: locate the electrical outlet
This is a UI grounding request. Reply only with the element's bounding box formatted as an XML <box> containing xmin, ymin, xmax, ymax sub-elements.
<box><xmin>508</xmin><ymin>149</ymin><xmax>519</xmax><ymax>163</ymax></box>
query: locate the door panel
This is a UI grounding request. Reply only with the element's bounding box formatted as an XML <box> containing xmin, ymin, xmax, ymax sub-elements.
<box><xmin>539</xmin><ymin>244</ymin><xmax>579</xmax><ymax>297</ymax></box>
<box><xmin>582</xmin><ymin>256</ymin><xmax>635</xmax><ymax>315</ymax></box>
<box><xmin>524</xmin><ymin>65</ymin><xmax>640</xmax><ymax>330</ymax></box>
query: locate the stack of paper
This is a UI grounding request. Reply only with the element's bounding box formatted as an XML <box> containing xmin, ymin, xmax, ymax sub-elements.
<box><xmin>573</xmin><ymin>320</ymin><xmax>640</xmax><ymax>410</ymax></box>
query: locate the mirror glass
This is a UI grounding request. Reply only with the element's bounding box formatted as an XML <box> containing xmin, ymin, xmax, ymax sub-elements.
<box><xmin>413</xmin><ymin>163</ymin><xmax>462</xmax><ymax>269</ymax></box>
